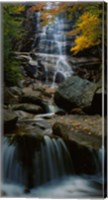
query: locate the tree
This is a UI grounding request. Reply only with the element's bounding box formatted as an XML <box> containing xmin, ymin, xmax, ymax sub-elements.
<box><xmin>70</xmin><ymin>12</ymin><xmax>101</xmax><ymax>54</ymax></box>
<box><xmin>30</xmin><ymin>2</ymin><xmax>102</xmax><ymax>55</ymax></box>
<box><xmin>3</xmin><ymin>4</ymin><xmax>25</xmax><ymax>85</ymax></box>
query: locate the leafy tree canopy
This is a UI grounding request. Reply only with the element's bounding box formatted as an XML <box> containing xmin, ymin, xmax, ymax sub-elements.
<box><xmin>30</xmin><ymin>2</ymin><xmax>102</xmax><ymax>54</ymax></box>
<box><xmin>3</xmin><ymin>4</ymin><xmax>25</xmax><ymax>85</ymax></box>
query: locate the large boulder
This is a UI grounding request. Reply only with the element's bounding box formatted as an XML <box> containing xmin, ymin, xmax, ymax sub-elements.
<box><xmin>52</xmin><ymin>121</ymin><xmax>102</xmax><ymax>174</ymax></box>
<box><xmin>54</xmin><ymin>76</ymin><xmax>100</xmax><ymax>114</ymax></box>
<box><xmin>52</xmin><ymin>122</ymin><xmax>101</xmax><ymax>150</ymax></box>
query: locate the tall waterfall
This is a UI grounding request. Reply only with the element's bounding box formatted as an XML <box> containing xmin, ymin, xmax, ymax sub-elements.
<box><xmin>33</xmin><ymin>3</ymin><xmax>73</xmax><ymax>84</ymax></box>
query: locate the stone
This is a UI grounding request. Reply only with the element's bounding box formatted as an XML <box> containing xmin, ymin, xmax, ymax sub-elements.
<box><xmin>4</xmin><ymin>109</ymin><xmax>18</xmax><ymax>132</ymax></box>
<box><xmin>9</xmin><ymin>86</ymin><xmax>22</xmax><ymax>96</ymax></box>
<box><xmin>12</xmin><ymin>103</ymin><xmax>44</xmax><ymax>114</ymax></box>
<box><xmin>52</xmin><ymin>120</ymin><xmax>102</xmax><ymax>174</ymax></box>
<box><xmin>21</xmin><ymin>88</ymin><xmax>48</xmax><ymax>102</ymax></box>
<box><xmin>52</xmin><ymin>121</ymin><xmax>102</xmax><ymax>150</ymax></box>
<box><xmin>53</xmin><ymin>122</ymin><xmax>69</xmax><ymax>140</ymax></box>
<box><xmin>20</xmin><ymin>90</ymin><xmax>48</xmax><ymax>112</ymax></box>
<box><xmin>55</xmin><ymin>72</ymin><xmax>65</xmax><ymax>83</ymax></box>
<box><xmin>4</xmin><ymin>87</ymin><xmax>18</xmax><ymax>105</ymax></box>
<box><xmin>12</xmin><ymin>118</ymin><xmax>52</xmax><ymax>138</ymax></box>
<box><xmin>54</xmin><ymin>76</ymin><xmax>99</xmax><ymax>114</ymax></box>
<box><xmin>91</xmin><ymin>87</ymin><xmax>106</xmax><ymax>115</ymax></box>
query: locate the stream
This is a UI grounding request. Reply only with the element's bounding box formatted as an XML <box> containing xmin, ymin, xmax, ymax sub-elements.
<box><xmin>2</xmin><ymin>2</ymin><xmax>105</xmax><ymax>198</ymax></box>
<box><xmin>2</xmin><ymin>136</ymin><xmax>104</xmax><ymax>198</ymax></box>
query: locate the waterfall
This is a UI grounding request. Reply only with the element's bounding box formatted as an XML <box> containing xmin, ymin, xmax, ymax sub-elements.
<box><xmin>2</xmin><ymin>136</ymin><xmax>103</xmax><ymax>197</ymax></box>
<box><xmin>33</xmin><ymin>3</ymin><xmax>73</xmax><ymax>84</ymax></box>
<box><xmin>2</xmin><ymin>138</ymin><xmax>26</xmax><ymax>185</ymax></box>
<box><xmin>2</xmin><ymin>136</ymin><xmax>74</xmax><ymax>188</ymax></box>
<box><xmin>33</xmin><ymin>135</ymin><xmax>74</xmax><ymax>186</ymax></box>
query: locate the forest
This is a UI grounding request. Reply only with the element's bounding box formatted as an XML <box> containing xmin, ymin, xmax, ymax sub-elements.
<box><xmin>2</xmin><ymin>2</ymin><xmax>107</xmax><ymax>198</ymax></box>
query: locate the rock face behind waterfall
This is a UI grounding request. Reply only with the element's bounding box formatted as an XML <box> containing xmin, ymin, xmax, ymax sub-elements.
<box><xmin>54</xmin><ymin>76</ymin><xmax>101</xmax><ymax>114</ymax></box>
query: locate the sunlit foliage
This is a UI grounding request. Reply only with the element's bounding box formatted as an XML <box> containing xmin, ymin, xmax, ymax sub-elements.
<box><xmin>30</xmin><ymin>2</ymin><xmax>102</xmax><ymax>54</ymax></box>
<box><xmin>70</xmin><ymin>12</ymin><xmax>101</xmax><ymax>54</ymax></box>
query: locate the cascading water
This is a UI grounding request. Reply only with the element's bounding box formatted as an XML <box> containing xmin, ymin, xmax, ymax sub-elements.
<box><xmin>2</xmin><ymin>135</ymin><xmax>74</xmax><ymax>196</ymax></box>
<box><xmin>2</xmin><ymin>138</ymin><xmax>27</xmax><ymax>186</ymax></box>
<box><xmin>33</xmin><ymin>2</ymin><xmax>73</xmax><ymax>85</ymax></box>
<box><xmin>2</xmin><ymin>135</ymin><xmax>104</xmax><ymax>197</ymax></box>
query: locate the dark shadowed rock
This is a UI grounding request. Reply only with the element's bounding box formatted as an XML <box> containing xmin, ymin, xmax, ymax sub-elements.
<box><xmin>53</xmin><ymin>122</ymin><xmax>69</xmax><ymax>140</ymax></box>
<box><xmin>54</xmin><ymin>76</ymin><xmax>99</xmax><ymax>113</ymax></box>
<box><xmin>55</xmin><ymin>72</ymin><xmax>65</xmax><ymax>83</ymax></box>
<box><xmin>4</xmin><ymin>87</ymin><xmax>18</xmax><ymax>105</ymax></box>
<box><xmin>52</xmin><ymin>121</ymin><xmax>102</xmax><ymax>174</ymax></box>
<box><xmin>91</xmin><ymin>87</ymin><xmax>105</xmax><ymax>115</ymax></box>
<box><xmin>4</xmin><ymin>109</ymin><xmax>18</xmax><ymax>132</ymax></box>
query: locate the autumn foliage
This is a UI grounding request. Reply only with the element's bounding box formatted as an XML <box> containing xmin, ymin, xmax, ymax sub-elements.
<box><xmin>70</xmin><ymin>12</ymin><xmax>101</xmax><ymax>54</ymax></box>
<box><xmin>3</xmin><ymin>2</ymin><xmax>102</xmax><ymax>57</ymax></box>
<box><xmin>30</xmin><ymin>2</ymin><xmax>102</xmax><ymax>54</ymax></box>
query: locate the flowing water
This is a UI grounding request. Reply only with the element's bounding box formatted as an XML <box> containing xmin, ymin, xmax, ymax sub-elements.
<box><xmin>33</xmin><ymin>3</ymin><xmax>73</xmax><ymax>85</ymax></box>
<box><xmin>1</xmin><ymin>136</ymin><xmax>104</xmax><ymax>198</ymax></box>
<box><xmin>2</xmin><ymin>3</ymin><xmax>104</xmax><ymax>198</ymax></box>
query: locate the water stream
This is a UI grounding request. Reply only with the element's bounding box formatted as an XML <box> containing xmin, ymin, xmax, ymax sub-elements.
<box><xmin>33</xmin><ymin>3</ymin><xmax>73</xmax><ymax>85</ymax></box>
<box><xmin>1</xmin><ymin>136</ymin><xmax>103</xmax><ymax>198</ymax></box>
<box><xmin>2</xmin><ymin>3</ymin><xmax>104</xmax><ymax>198</ymax></box>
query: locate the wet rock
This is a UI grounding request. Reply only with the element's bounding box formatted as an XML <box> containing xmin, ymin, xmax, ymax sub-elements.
<box><xmin>55</xmin><ymin>72</ymin><xmax>65</xmax><ymax>83</ymax></box>
<box><xmin>54</xmin><ymin>76</ymin><xmax>99</xmax><ymax>114</ymax></box>
<box><xmin>68</xmin><ymin>140</ymin><xmax>99</xmax><ymax>174</ymax></box>
<box><xmin>1</xmin><ymin>190</ymin><xmax>6</xmax><ymax>196</ymax></box>
<box><xmin>53</xmin><ymin>122</ymin><xmax>69</xmax><ymax>140</ymax></box>
<box><xmin>24</xmin><ymin>188</ymin><xmax>30</xmax><ymax>194</ymax></box>
<box><xmin>4</xmin><ymin>109</ymin><xmax>18</xmax><ymax>132</ymax></box>
<box><xmin>12</xmin><ymin>103</ymin><xmax>44</xmax><ymax>114</ymax></box>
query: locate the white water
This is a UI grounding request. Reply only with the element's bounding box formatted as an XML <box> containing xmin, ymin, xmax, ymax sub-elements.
<box><xmin>33</xmin><ymin>135</ymin><xmax>74</xmax><ymax>186</ymax></box>
<box><xmin>2</xmin><ymin>138</ymin><xmax>26</xmax><ymax>185</ymax></box>
<box><xmin>34</xmin><ymin>3</ymin><xmax>73</xmax><ymax>84</ymax></box>
<box><xmin>2</xmin><ymin>136</ymin><xmax>103</xmax><ymax>198</ymax></box>
<box><xmin>2</xmin><ymin>175</ymin><xmax>102</xmax><ymax>198</ymax></box>
<box><xmin>2</xmin><ymin>136</ymin><xmax>74</xmax><ymax>194</ymax></box>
